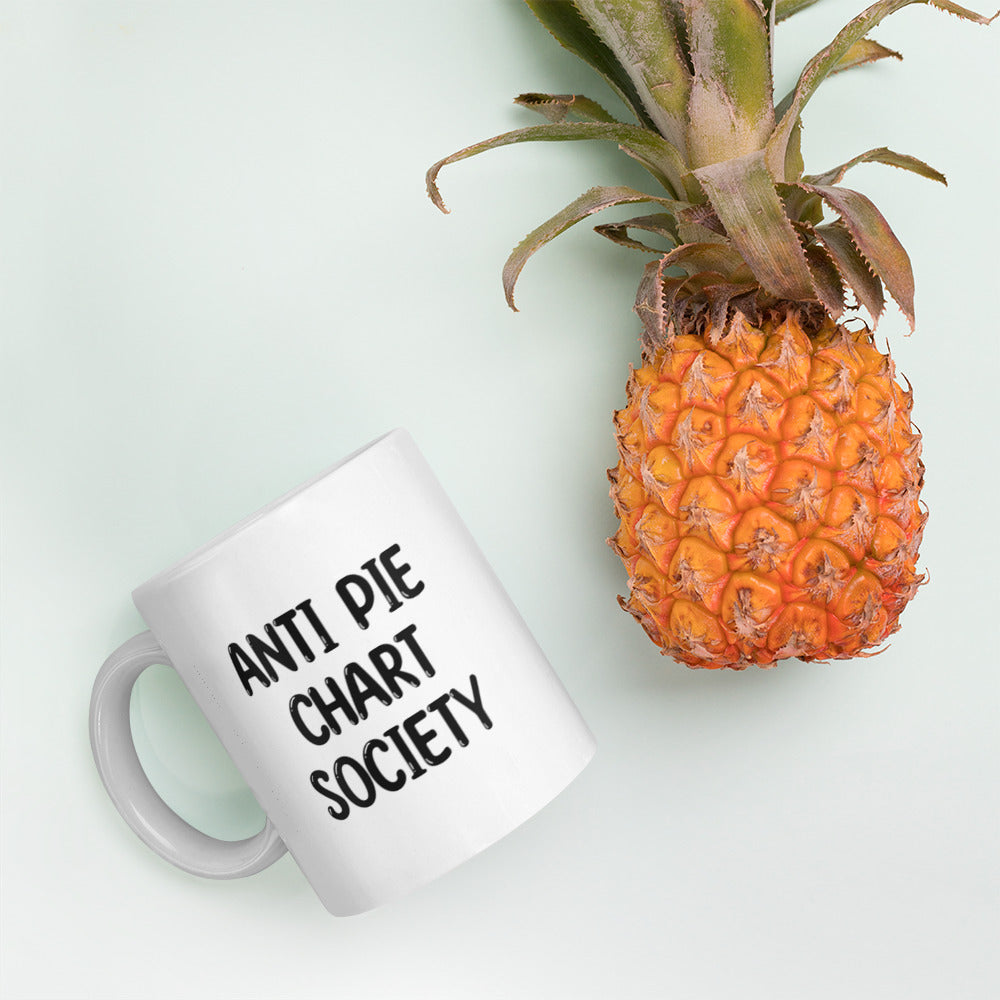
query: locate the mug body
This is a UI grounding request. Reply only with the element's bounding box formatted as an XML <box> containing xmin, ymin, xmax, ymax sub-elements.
<box><xmin>132</xmin><ymin>429</ymin><xmax>595</xmax><ymax>915</ymax></box>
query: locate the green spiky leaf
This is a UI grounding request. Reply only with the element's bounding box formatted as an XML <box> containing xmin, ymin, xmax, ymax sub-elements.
<box><xmin>634</xmin><ymin>250</ymin><xmax>756</xmax><ymax>349</ymax></box>
<box><xmin>802</xmin><ymin>184</ymin><xmax>913</xmax><ymax>326</ymax></box>
<box><xmin>774</xmin><ymin>37</ymin><xmax>903</xmax><ymax>121</ymax></box>
<box><xmin>694</xmin><ymin>151</ymin><xmax>816</xmax><ymax>300</ymax></box>
<box><xmin>813</xmin><ymin>220</ymin><xmax>886</xmax><ymax>322</ymax></box>
<box><xmin>634</xmin><ymin>255</ymin><xmax>675</xmax><ymax>347</ymax></box>
<box><xmin>502</xmin><ymin>186</ymin><xmax>688</xmax><ymax>309</ymax></box>
<box><xmin>426</xmin><ymin>121</ymin><xmax>688</xmax><ymax>209</ymax></box>
<box><xmin>514</xmin><ymin>93</ymin><xmax>619</xmax><ymax>124</ymax></box>
<box><xmin>523</xmin><ymin>0</ymin><xmax>656</xmax><ymax>128</ymax></box>
<box><xmin>804</xmin><ymin>241</ymin><xmax>846</xmax><ymax>316</ymax></box>
<box><xmin>594</xmin><ymin>214</ymin><xmax>680</xmax><ymax>253</ymax></box>
<box><xmin>804</xmin><ymin>146</ymin><xmax>946</xmax><ymax>186</ymax></box>
<box><xmin>776</xmin><ymin>0</ymin><xmax>823</xmax><ymax>21</ymax></box>
<box><xmin>829</xmin><ymin>36</ymin><xmax>903</xmax><ymax>72</ymax></box>
<box><xmin>779</xmin><ymin>181</ymin><xmax>824</xmax><ymax>226</ymax></box>
<box><xmin>682</xmin><ymin>0</ymin><xmax>775</xmax><ymax>167</ymax></box>
<box><xmin>767</xmin><ymin>0</ymin><xmax>996</xmax><ymax>180</ymax></box>
<box><xmin>658</xmin><ymin>241</ymin><xmax>748</xmax><ymax>276</ymax></box>
<box><xmin>783</xmin><ymin>116</ymin><xmax>806</xmax><ymax>181</ymax></box>
<box><xmin>676</xmin><ymin>204</ymin><xmax>727</xmax><ymax>246</ymax></box>
<box><xmin>572</xmin><ymin>0</ymin><xmax>693</xmax><ymax>156</ymax></box>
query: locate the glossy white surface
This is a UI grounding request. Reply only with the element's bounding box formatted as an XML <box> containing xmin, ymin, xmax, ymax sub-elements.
<box><xmin>90</xmin><ymin>630</ymin><xmax>289</xmax><ymax>877</ymax></box>
<box><xmin>92</xmin><ymin>430</ymin><xmax>594</xmax><ymax>915</ymax></box>
<box><xmin>2</xmin><ymin>1</ymin><xmax>998</xmax><ymax>997</ymax></box>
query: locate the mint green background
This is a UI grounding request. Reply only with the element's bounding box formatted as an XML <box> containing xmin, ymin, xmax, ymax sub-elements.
<box><xmin>2</xmin><ymin>2</ymin><xmax>997</xmax><ymax>998</ymax></box>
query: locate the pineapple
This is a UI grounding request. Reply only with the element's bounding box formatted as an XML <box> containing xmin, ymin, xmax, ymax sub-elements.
<box><xmin>427</xmin><ymin>0</ymin><xmax>995</xmax><ymax>669</ymax></box>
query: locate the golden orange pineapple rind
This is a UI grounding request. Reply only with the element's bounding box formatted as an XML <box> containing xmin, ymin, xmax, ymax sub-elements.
<box><xmin>428</xmin><ymin>0</ymin><xmax>995</xmax><ymax>668</ymax></box>
<box><xmin>609</xmin><ymin>310</ymin><xmax>927</xmax><ymax>668</ymax></box>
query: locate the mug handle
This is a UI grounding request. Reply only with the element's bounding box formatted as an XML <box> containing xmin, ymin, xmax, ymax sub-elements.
<box><xmin>89</xmin><ymin>631</ymin><xmax>287</xmax><ymax>878</ymax></box>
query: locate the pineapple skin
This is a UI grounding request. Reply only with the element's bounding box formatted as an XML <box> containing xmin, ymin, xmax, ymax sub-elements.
<box><xmin>608</xmin><ymin>308</ymin><xmax>926</xmax><ymax>669</ymax></box>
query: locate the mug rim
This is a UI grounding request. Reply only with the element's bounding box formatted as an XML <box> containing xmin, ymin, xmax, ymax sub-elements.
<box><xmin>132</xmin><ymin>428</ymin><xmax>404</xmax><ymax>600</ymax></box>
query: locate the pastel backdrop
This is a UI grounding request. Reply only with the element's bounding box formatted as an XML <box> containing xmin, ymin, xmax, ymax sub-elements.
<box><xmin>2</xmin><ymin>2</ymin><xmax>997</xmax><ymax>998</ymax></box>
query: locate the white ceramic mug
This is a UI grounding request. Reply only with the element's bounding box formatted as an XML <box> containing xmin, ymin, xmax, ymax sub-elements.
<box><xmin>90</xmin><ymin>429</ymin><xmax>595</xmax><ymax>916</ymax></box>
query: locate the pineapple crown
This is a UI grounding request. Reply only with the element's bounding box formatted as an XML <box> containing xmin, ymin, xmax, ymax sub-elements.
<box><xmin>427</xmin><ymin>0</ymin><xmax>995</xmax><ymax>347</ymax></box>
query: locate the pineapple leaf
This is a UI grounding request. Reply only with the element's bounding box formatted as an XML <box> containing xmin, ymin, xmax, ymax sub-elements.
<box><xmin>678</xmin><ymin>204</ymin><xmax>726</xmax><ymax>237</ymax></box>
<box><xmin>774</xmin><ymin>38</ymin><xmax>903</xmax><ymax>122</ymax></box>
<box><xmin>779</xmin><ymin>182</ymin><xmax>825</xmax><ymax>225</ymax></box>
<box><xmin>426</xmin><ymin>121</ymin><xmax>688</xmax><ymax>210</ymax></box>
<box><xmin>803</xmin><ymin>146</ymin><xmax>946</xmax><ymax>186</ymax></box>
<box><xmin>635</xmin><ymin>251</ymin><xmax>756</xmax><ymax>349</ymax></box>
<box><xmin>571</xmin><ymin>0</ymin><xmax>693</xmax><ymax>156</ymax></box>
<box><xmin>522</xmin><ymin>0</ymin><xmax>657</xmax><ymax>129</ymax></box>
<box><xmin>661</xmin><ymin>0</ymin><xmax>694</xmax><ymax>63</ymax></box>
<box><xmin>502</xmin><ymin>185</ymin><xmax>688</xmax><ymax>310</ymax></box>
<box><xmin>682</xmin><ymin>0</ymin><xmax>775</xmax><ymax>167</ymax></box>
<box><xmin>635</xmin><ymin>256</ymin><xmax>674</xmax><ymax>348</ymax></box>
<box><xmin>764</xmin><ymin>1</ymin><xmax>778</xmax><ymax>69</ymax></box>
<box><xmin>594</xmin><ymin>213</ymin><xmax>680</xmax><ymax>254</ymax></box>
<box><xmin>803</xmin><ymin>185</ymin><xmax>912</xmax><ymax>325</ymax></box>
<box><xmin>829</xmin><ymin>37</ymin><xmax>903</xmax><ymax>73</ymax></box>
<box><xmin>784</xmin><ymin>118</ymin><xmax>806</xmax><ymax>181</ymax></box>
<box><xmin>694</xmin><ymin>150</ymin><xmax>816</xmax><ymax>300</ymax></box>
<box><xmin>676</xmin><ymin>203</ymin><xmax>730</xmax><ymax>245</ymax></box>
<box><xmin>776</xmin><ymin>0</ymin><xmax>823</xmax><ymax>21</ymax></box>
<box><xmin>514</xmin><ymin>93</ymin><xmax>619</xmax><ymax>124</ymax></box>
<box><xmin>813</xmin><ymin>221</ymin><xmax>886</xmax><ymax>322</ymax></box>
<box><xmin>701</xmin><ymin>278</ymin><xmax>761</xmax><ymax>332</ymax></box>
<box><xmin>804</xmin><ymin>241</ymin><xmax>847</xmax><ymax>317</ymax></box>
<box><xmin>658</xmin><ymin>241</ymin><xmax>747</xmax><ymax>276</ymax></box>
<box><xmin>767</xmin><ymin>0</ymin><xmax>997</xmax><ymax>180</ymax></box>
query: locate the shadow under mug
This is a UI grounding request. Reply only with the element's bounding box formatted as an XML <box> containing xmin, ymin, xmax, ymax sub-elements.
<box><xmin>90</xmin><ymin>429</ymin><xmax>596</xmax><ymax>915</ymax></box>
